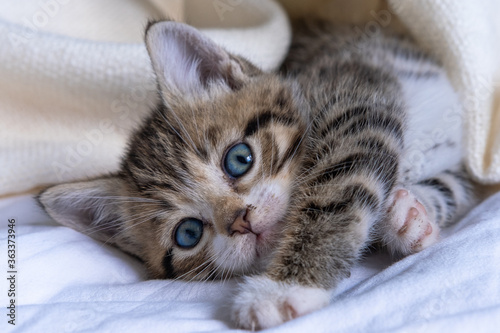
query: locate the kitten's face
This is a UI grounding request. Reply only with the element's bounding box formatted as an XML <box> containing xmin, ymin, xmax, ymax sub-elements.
<box><xmin>121</xmin><ymin>77</ymin><xmax>306</xmax><ymax>279</ymax></box>
<box><xmin>39</xmin><ymin>21</ymin><xmax>307</xmax><ymax>280</ymax></box>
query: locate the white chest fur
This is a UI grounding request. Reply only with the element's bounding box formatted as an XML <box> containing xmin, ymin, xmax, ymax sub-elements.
<box><xmin>400</xmin><ymin>73</ymin><xmax>464</xmax><ymax>182</ymax></box>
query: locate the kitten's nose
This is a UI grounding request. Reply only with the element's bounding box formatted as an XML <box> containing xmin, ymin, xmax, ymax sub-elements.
<box><xmin>229</xmin><ymin>208</ymin><xmax>251</xmax><ymax>235</ymax></box>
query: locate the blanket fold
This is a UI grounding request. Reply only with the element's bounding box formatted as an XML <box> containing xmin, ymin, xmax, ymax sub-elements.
<box><xmin>1</xmin><ymin>0</ymin><xmax>500</xmax><ymax>195</ymax></box>
<box><xmin>0</xmin><ymin>0</ymin><xmax>290</xmax><ymax>195</ymax></box>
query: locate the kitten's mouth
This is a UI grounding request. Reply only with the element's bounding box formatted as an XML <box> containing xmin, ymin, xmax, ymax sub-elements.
<box><xmin>253</xmin><ymin>221</ymin><xmax>283</xmax><ymax>258</ymax></box>
<box><xmin>256</xmin><ymin>230</ymin><xmax>272</xmax><ymax>247</ymax></box>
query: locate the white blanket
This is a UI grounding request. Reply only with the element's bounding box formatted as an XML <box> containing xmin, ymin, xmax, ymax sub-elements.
<box><xmin>2</xmin><ymin>0</ymin><xmax>500</xmax><ymax>197</ymax></box>
<box><xmin>1</xmin><ymin>1</ymin><xmax>500</xmax><ymax>331</ymax></box>
<box><xmin>1</xmin><ymin>193</ymin><xmax>499</xmax><ymax>332</ymax></box>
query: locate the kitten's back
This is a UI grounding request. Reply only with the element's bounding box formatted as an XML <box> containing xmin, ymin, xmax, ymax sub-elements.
<box><xmin>282</xmin><ymin>21</ymin><xmax>463</xmax><ymax>182</ymax></box>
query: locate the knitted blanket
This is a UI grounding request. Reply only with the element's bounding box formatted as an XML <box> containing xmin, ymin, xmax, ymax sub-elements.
<box><xmin>0</xmin><ymin>0</ymin><xmax>290</xmax><ymax>196</ymax></box>
<box><xmin>1</xmin><ymin>0</ymin><xmax>500</xmax><ymax>196</ymax></box>
<box><xmin>386</xmin><ymin>0</ymin><xmax>500</xmax><ymax>183</ymax></box>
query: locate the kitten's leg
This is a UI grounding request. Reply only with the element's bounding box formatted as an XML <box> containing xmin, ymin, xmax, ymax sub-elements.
<box><xmin>382</xmin><ymin>166</ymin><xmax>474</xmax><ymax>256</ymax></box>
<box><xmin>231</xmin><ymin>172</ymin><xmax>392</xmax><ymax>329</ymax></box>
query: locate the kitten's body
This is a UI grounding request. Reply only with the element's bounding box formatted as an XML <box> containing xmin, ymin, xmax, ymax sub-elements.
<box><xmin>279</xmin><ymin>22</ymin><xmax>472</xmax><ymax>257</ymax></box>
<box><xmin>284</xmin><ymin>23</ymin><xmax>464</xmax><ymax>183</ymax></box>
<box><xmin>39</xmin><ymin>21</ymin><xmax>473</xmax><ymax>329</ymax></box>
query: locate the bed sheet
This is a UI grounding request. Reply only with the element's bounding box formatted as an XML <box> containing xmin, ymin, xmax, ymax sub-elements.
<box><xmin>0</xmin><ymin>192</ymin><xmax>499</xmax><ymax>333</ymax></box>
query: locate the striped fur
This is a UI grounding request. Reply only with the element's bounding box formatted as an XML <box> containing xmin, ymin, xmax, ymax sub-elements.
<box><xmin>270</xmin><ymin>22</ymin><xmax>474</xmax><ymax>284</ymax></box>
<box><xmin>38</xmin><ymin>20</ymin><xmax>475</xmax><ymax>329</ymax></box>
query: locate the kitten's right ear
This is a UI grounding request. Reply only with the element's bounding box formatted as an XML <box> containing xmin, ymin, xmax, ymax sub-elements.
<box><xmin>145</xmin><ymin>21</ymin><xmax>259</xmax><ymax>105</ymax></box>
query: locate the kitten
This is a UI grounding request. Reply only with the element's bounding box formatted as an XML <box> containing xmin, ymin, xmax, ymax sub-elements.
<box><xmin>38</xmin><ymin>20</ymin><xmax>474</xmax><ymax>329</ymax></box>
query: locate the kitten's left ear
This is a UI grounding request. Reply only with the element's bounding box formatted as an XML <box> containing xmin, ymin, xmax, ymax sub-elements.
<box><xmin>145</xmin><ymin>21</ymin><xmax>260</xmax><ymax>104</ymax></box>
<box><xmin>37</xmin><ymin>176</ymin><xmax>130</xmax><ymax>245</ymax></box>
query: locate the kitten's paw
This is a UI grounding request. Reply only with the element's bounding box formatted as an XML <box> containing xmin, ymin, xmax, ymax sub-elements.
<box><xmin>384</xmin><ymin>189</ymin><xmax>440</xmax><ymax>255</ymax></box>
<box><xmin>231</xmin><ymin>275</ymin><xmax>330</xmax><ymax>330</ymax></box>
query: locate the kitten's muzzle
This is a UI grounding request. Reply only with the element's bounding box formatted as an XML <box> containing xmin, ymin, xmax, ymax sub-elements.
<box><xmin>228</xmin><ymin>208</ymin><xmax>252</xmax><ymax>236</ymax></box>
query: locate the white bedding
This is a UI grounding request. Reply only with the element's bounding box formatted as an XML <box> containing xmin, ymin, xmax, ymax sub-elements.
<box><xmin>1</xmin><ymin>1</ymin><xmax>500</xmax><ymax>331</ymax></box>
<box><xmin>1</xmin><ymin>193</ymin><xmax>499</xmax><ymax>333</ymax></box>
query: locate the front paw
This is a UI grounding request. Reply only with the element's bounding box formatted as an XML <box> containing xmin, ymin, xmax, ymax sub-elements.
<box><xmin>231</xmin><ymin>275</ymin><xmax>330</xmax><ymax>330</ymax></box>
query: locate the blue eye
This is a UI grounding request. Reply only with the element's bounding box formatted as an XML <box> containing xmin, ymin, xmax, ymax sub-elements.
<box><xmin>174</xmin><ymin>218</ymin><xmax>203</xmax><ymax>249</ymax></box>
<box><xmin>224</xmin><ymin>143</ymin><xmax>253</xmax><ymax>178</ymax></box>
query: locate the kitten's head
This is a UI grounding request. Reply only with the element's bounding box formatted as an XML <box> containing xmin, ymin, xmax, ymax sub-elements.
<box><xmin>39</xmin><ymin>21</ymin><xmax>308</xmax><ymax>280</ymax></box>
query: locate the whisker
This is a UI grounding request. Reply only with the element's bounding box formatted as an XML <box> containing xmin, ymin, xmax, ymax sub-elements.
<box><xmin>269</xmin><ymin>112</ymin><xmax>275</xmax><ymax>177</ymax></box>
<box><xmin>204</xmin><ymin>250</ymin><xmax>234</xmax><ymax>283</ymax></box>
<box><xmin>58</xmin><ymin>194</ymin><xmax>163</xmax><ymax>204</ymax></box>
<box><xmin>158</xmin><ymin>108</ymin><xmax>201</xmax><ymax>156</ymax></box>
<box><xmin>99</xmin><ymin>211</ymin><xmax>163</xmax><ymax>247</ymax></box>
<box><xmin>175</xmin><ymin>253</ymin><xmax>218</xmax><ymax>282</ymax></box>
<box><xmin>83</xmin><ymin>206</ymin><xmax>161</xmax><ymax>235</ymax></box>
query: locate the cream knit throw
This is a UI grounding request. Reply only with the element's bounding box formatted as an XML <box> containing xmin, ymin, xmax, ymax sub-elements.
<box><xmin>1</xmin><ymin>0</ymin><xmax>500</xmax><ymax>196</ymax></box>
<box><xmin>386</xmin><ymin>0</ymin><xmax>500</xmax><ymax>184</ymax></box>
<box><xmin>0</xmin><ymin>0</ymin><xmax>290</xmax><ymax>196</ymax></box>
<box><xmin>277</xmin><ymin>0</ymin><xmax>500</xmax><ymax>184</ymax></box>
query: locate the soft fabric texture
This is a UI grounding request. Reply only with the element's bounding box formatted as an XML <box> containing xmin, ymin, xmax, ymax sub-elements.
<box><xmin>1</xmin><ymin>0</ymin><xmax>500</xmax><ymax>196</ymax></box>
<box><xmin>1</xmin><ymin>192</ymin><xmax>499</xmax><ymax>332</ymax></box>
<box><xmin>385</xmin><ymin>0</ymin><xmax>500</xmax><ymax>183</ymax></box>
<box><xmin>1</xmin><ymin>1</ymin><xmax>499</xmax><ymax>332</ymax></box>
<box><xmin>279</xmin><ymin>0</ymin><xmax>500</xmax><ymax>183</ymax></box>
<box><xmin>0</xmin><ymin>0</ymin><xmax>290</xmax><ymax>196</ymax></box>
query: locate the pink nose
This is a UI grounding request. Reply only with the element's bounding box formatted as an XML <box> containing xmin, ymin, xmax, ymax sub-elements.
<box><xmin>229</xmin><ymin>208</ymin><xmax>251</xmax><ymax>235</ymax></box>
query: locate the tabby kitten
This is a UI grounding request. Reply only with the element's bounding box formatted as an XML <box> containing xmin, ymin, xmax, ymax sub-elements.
<box><xmin>39</xmin><ymin>20</ymin><xmax>473</xmax><ymax>329</ymax></box>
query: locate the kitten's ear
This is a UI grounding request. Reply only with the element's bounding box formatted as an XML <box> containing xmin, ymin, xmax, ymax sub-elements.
<box><xmin>37</xmin><ymin>176</ymin><xmax>128</xmax><ymax>245</ymax></box>
<box><xmin>145</xmin><ymin>21</ymin><xmax>257</xmax><ymax>103</ymax></box>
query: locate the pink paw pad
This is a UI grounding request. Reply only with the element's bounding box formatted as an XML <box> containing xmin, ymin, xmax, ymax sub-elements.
<box><xmin>384</xmin><ymin>188</ymin><xmax>440</xmax><ymax>255</ymax></box>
